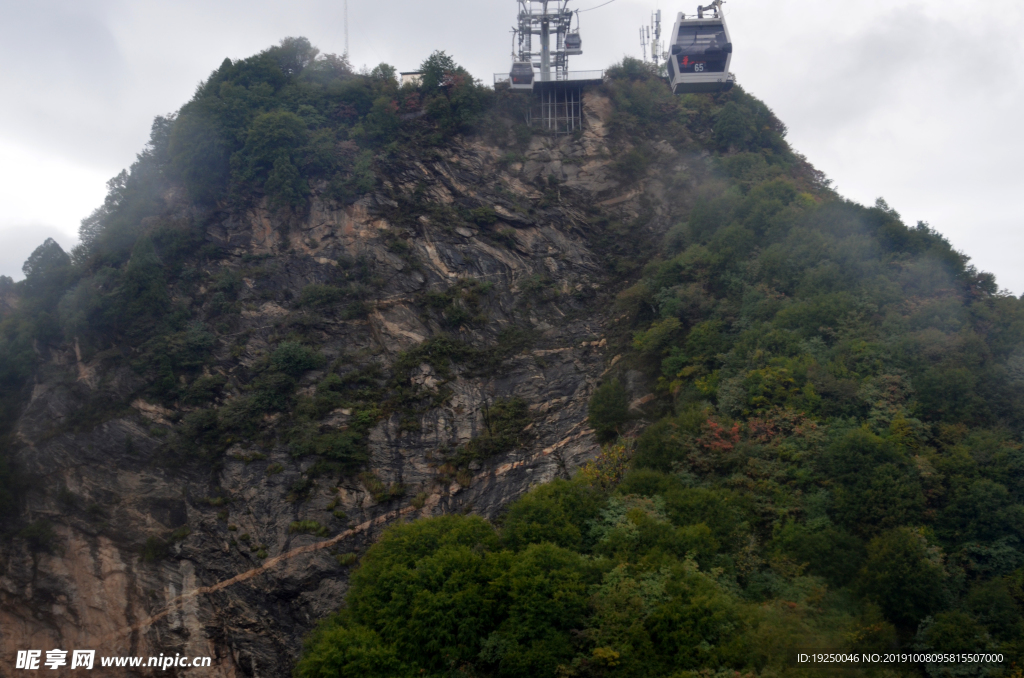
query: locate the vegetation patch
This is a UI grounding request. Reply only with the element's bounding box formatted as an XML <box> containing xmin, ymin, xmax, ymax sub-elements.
<box><xmin>359</xmin><ymin>472</ymin><xmax>405</xmax><ymax>503</ymax></box>
<box><xmin>289</xmin><ymin>520</ymin><xmax>329</xmax><ymax>538</ymax></box>
<box><xmin>451</xmin><ymin>397</ymin><xmax>531</xmax><ymax>466</ymax></box>
<box><xmin>422</xmin><ymin>278</ymin><xmax>493</xmax><ymax>329</ymax></box>
<box><xmin>587</xmin><ymin>379</ymin><xmax>629</xmax><ymax>442</ymax></box>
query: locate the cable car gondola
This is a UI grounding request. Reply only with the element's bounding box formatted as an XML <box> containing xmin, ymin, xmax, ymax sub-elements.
<box><xmin>509</xmin><ymin>62</ymin><xmax>535</xmax><ymax>90</ymax></box>
<box><xmin>565</xmin><ymin>32</ymin><xmax>582</xmax><ymax>55</ymax></box>
<box><xmin>666</xmin><ymin>0</ymin><xmax>734</xmax><ymax>94</ymax></box>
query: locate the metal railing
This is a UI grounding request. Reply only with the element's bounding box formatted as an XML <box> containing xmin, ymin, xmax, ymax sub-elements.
<box><xmin>556</xmin><ymin>70</ymin><xmax>605</xmax><ymax>82</ymax></box>
<box><xmin>493</xmin><ymin>70</ymin><xmax>604</xmax><ymax>86</ymax></box>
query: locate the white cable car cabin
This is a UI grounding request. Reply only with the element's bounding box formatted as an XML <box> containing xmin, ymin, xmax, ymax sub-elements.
<box><xmin>666</xmin><ymin>1</ymin><xmax>735</xmax><ymax>94</ymax></box>
<box><xmin>509</xmin><ymin>62</ymin><xmax>535</xmax><ymax>90</ymax></box>
<box><xmin>565</xmin><ymin>32</ymin><xmax>582</xmax><ymax>55</ymax></box>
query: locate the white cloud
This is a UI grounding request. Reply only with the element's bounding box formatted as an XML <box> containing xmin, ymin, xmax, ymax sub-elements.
<box><xmin>0</xmin><ymin>137</ymin><xmax>107</xmax><ymax>238</ymax></box>
<box><xmin>733</xmin><ymin>0</ymin><xmax>1024</xmax><ymax>292</ymax></box>
<box><xmin>0</xmin><ymin>224</ymin><xmax>78</xmax><ymax>281</ymax></box>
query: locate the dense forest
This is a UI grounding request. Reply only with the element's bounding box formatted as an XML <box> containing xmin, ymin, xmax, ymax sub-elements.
<box><xmin>292</xmin><ymin>53</ymin><xmax>1024</xmax><ymax>678</ymax></box>
<box><xmin>2</xmin><ymin>36</ymin><xmax>1024</xmax><ymax>678</ymax></box>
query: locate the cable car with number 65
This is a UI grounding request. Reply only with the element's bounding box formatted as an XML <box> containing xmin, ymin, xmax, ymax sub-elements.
<box><xmin>667</xmin><ymin>0</ymin><xmax>735</xmax><ymax>94</ymax></box>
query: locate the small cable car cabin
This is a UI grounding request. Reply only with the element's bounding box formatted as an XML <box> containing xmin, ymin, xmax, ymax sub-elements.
<box><xmin>565</xmin><ymin>32</ymin><xmax>582</xmax><ymax>55</ymax></box>
<box><xmin>509</xmin><ymin>62</ymin><xmax>535</xmax><ymax>90</ymax></box>
<box><xmin>666</xmin><ymin>1</ymin><xmax>734</xmax><ymax>94</ymax></box>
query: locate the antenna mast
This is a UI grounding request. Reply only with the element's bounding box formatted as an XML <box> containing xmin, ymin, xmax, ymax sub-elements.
<box><xmin>344</xmin><ymin>0</ymin><xmax>349</xmax><ymax>57</ymax></box>
<box><xmin>640</xmin><ymin>10</ymin><xmax>662</xmax><ymax>65</ymax></box>
<box><xmin>651</xmin><ymin>10</ymin><xmax>662</xmax><ymax>66</ymax></box>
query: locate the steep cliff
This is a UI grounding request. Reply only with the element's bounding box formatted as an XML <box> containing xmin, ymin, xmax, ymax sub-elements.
<box><xmin>9</xmin><ymin>37</ymin><xmax>990</xmax><ymax>676</ymax></box>
<box><xmin>0</xmin><ymin>52</ymin><xmax>724</xmax><ymax>675</ymax></box>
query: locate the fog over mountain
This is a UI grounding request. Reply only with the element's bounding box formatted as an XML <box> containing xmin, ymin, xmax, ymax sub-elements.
<box><xmin>1</xmin><ymin>0</ymin><xmax>1022</xmax><ymax>288</ymax></box>
<box><xmin>3</xmin><ymin>19</ymin><xmax>1024</xmax><ymax>674</ymax></box>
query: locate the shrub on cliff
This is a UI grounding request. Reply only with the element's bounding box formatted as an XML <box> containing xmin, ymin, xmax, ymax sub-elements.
<box><xmin>588</xmin><ymin>379</ymin><xmax>628</xmax><ymax>442</ymax></box>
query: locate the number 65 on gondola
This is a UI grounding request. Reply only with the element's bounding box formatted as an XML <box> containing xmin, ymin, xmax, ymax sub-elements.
<box><xmin>667</xmin><ymin>0</ymin><xmax>736</xmax><ymax>94</ymax></box>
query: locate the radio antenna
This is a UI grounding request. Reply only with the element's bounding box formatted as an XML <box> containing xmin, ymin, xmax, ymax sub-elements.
<box><xmin>344</xmin><ymin>0</ymin><xmax>350</xmax><ymax>57</ymax></box>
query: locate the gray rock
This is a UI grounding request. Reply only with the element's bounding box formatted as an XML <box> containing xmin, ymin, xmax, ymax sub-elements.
<box><xmin>0</xmin><ymin>90</ymin><xmax>687</xmax><ymax>677</ymax></box>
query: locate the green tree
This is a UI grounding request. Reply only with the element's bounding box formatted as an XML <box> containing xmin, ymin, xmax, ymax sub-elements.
<box><xmin>233</xmin><ymin>110</ymin><xmax>310</xmax><ymax>208</ymax></box>
<box><xmin>294</xmin><ymin>621</ymin><xmax>406</xmax><ymax>678</ymax></box>
<box><xmin>917</xmin><ymin>611</ymin><xmax>988</xmax><ymax>654</ymax></box>
<box><xmin>772</xmin><ymin>521</ymin><xmax>864</xmax><ymax>587</ymax></box>
<box><xmin>501</xmin><ymin>479</ymin><xmax>604</xmax><ymax>552</ymax></box>
<box><xmin>270</xmin><ymin>341</ymin><xmax>324</xmax><ymax>377</ymax></box>
<box><xmin>168</xmin><ymin>111</ymin><xmax>230</xmax><ymax>204</ymax></box>
<box><xmin>269</xmin><ymin>36</ymin><xmax>319</xmax><ymax>77</ymax></box>
<box><xmin>346</xmin><ymin>515</ymin><xmax>504</xmax><ymax>672</ymax></box>
<box><xmin>417</xmin><ymin>51</ymin><xmax>488</xmax><ymax>136</ymax></box>
<box><xmin>361</xmin><ymin>97</ymin><xmax>400</xmax><ymax>142</ymax></box>
<box><xmin>589</xmin><ymin>379</ymin><xmax>629</xmax><ymax>442</ymax></box>
<box><xmin>21</xmin><ymin>238</ymin><xmax>71</xmax><ymax>303</ymax></box>
<box><xmin>482</xmin><ymin>543</ymin><xmax>595</xmax><ymax>678</ymax></box>
<box><xmin>645</xmin><ymin>563</ymin><xmax>751</xmax><ymax>672</ymax></box>
<box><xmin>938</xmin><ymin>479</ymin><xmax>1024</xmax><ymax>543</ymax></box>
<box><xmin>119</xmin><ymin>236</ymin><xmax>169</xmax><ymax>333</ymax></box>
<box><xmin>418</xmin><ymin>51</ymin><xmax>458</xmax><ymax>91</ymax></box>
<box><xmin>858</xmin><ymin>528</ymin><xmax>946</xmax><ymax>628</ymax></box>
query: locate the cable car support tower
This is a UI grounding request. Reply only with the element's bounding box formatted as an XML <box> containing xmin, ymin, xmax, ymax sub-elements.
<box><xmin>502</xmin><ymin>1</ymin><xmax>601</xmax><ymax>134</ymax></box>
<box><xmin>514</xmin><ymin>0</ymin><xmax>577</xmax><ymax>83</ymax></box>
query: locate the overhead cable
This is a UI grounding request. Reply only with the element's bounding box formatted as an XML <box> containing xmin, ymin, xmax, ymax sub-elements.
<box><xmin>578</xmin><ymin>0</ymin><xmax>618</xmax><ymax>12</ymax></box>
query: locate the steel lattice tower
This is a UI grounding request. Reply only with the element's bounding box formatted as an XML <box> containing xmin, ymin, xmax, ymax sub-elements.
<box><xmin>514</xmin><ymin>0</ymin><xmax>575</xmax><ymax>81</ymax></box>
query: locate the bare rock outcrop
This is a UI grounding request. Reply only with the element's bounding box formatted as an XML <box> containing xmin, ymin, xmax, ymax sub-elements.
<box><xmin>0</xmin><ymin>91</ymin><xmax>694</xmax><ymax>677</ymax></box>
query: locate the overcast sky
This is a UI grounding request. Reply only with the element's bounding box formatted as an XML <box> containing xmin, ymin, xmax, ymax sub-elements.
<box><xmin>2</xmin><ymin>0</ymin><xmax>1022</xmax><ymax>292</ymax></box>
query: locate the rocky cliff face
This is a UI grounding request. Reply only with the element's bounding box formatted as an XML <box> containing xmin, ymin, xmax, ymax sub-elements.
<box><xmin>0</xmin><ymin>91</ymin><xmax>690</xmax><ymax>677</ymax></box>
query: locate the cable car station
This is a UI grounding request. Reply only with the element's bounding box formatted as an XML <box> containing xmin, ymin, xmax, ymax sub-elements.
<box><xmin>495</xmin><ymin>1</ymin><xmax>601</xmax><ymax>134</ymax></box>
<box><xmin>495</xmin><ymin>0</ymin><xmax>735</xmax><ymax>133</ymax></box>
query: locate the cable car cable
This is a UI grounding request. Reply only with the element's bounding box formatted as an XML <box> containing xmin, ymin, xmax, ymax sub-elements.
<box><xmin>578</xmin><ymin>0</ymin><xmax>618</xmax><ymax>13</ymax></box>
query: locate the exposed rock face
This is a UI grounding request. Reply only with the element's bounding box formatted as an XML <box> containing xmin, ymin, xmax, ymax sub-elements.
<box><xmin>0</xmin><ymin>92</ymin><xmax>685</xmax><ymax>676</ymax></box>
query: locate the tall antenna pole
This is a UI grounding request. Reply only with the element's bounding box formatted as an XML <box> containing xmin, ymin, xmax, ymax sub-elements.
<box><xmin>344</xmin><ymin>0</ymin><xmax>349</xmax><ymax>57</ymax></box>
<box><xmin>651</xmin><ymin>10</ymin><xmax>661</xmax><ymax>66</ymax></box>
<box><xmin>540</xmin><ymin>0</ymin><xmax>551</xmax><ymax>81</ymax></box>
